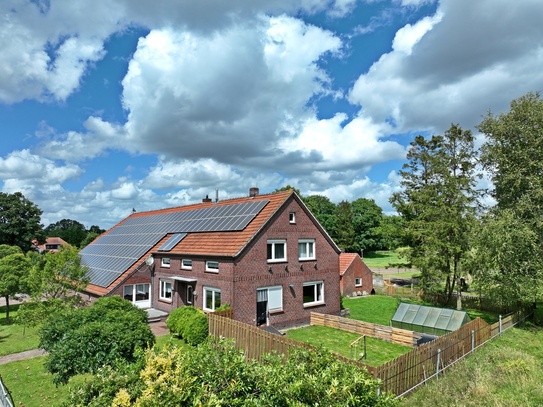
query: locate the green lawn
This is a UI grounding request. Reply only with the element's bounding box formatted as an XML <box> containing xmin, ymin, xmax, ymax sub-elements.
<box><xmin>362</xmin><ymin>250</ymin><xmax>406</xmax><ymax>268</ymax></box>
<box><xmin>0</xmin><ymin>304</ymin><xmax>40</xmax><ymax>356</ymax></box>
<box><xmin>343</xmin><ymin>295</ymin><xmax>400</xmax><ymax>325</ymax></box>
<box><xmin>400</xmin><ymin>325</ymin><xmax>543</xmax><ymax>407</ymax></box>
<box><xmin>0</xmin><ymin>356</ymin><xmax>90</xmax><ymax>407</ymax></box>
<box><xmin>285</xmin><ymin>325</ymin><xmax>410</xmax><ymax>366</ymax></box>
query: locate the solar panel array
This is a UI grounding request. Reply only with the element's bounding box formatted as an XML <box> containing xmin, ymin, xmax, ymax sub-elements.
<box><xmin>81</xmin><ymin>200</ymin><xmax>269</xmax><ymax>288</ymax></box>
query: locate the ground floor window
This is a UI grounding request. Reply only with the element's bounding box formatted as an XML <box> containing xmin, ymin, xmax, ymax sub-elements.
<box><xmin>303</xmin><ymin>281</ymin><xmax>324</xmax><ymax>307</ymax></box>
<box><xmin>123</xmin><ymin>284</ymin><xmax>150</xmax><ymax>303</ymax></box>
<box><xmin>159</xmin><ymin>279</ymin><xmax>172</xmax><ymax>301</ymax></box>
<box><xmin>355</xmin><ymin>277</ymin><xmax>362</xmax><ymax>287</ymax></box>
<box><xmin>187</xmin><ymin>285</ymin><xmax>194</xmax><ymax>304</ymax></box>
<box><xmin>203</xmin><ymin>286</ymin><xmax>221</xmax><ymax>311</ymax></box>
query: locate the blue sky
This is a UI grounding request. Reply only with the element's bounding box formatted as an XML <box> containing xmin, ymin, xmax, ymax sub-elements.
<box><xmin>1</xmin><ymin>0</ymin><xmax>542</xmax><ymax>229</ymax></box>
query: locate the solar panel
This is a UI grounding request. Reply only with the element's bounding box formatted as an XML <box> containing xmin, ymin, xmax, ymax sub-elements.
<box><xmin>158</xmin><ymin>233</ymin><xmax>187</xmax><ymax>251</ymax></box>
<box><xmin>81</xmin><ymin>199</ymin><xmax>269</xmax><ymax>288</ymax></box>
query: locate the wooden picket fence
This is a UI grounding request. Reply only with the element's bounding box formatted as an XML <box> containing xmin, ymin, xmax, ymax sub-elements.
<box><xmin>310</xmin><ymin>313</ymin><xmax>421</xmax><ymax>347</ymax></box>
<box><xmin>208</xmin><ymin>307</ymin><xmax>532</xmax><ymax>398</ymax></box>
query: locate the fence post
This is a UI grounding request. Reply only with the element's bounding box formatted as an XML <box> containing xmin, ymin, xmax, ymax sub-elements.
<box><xmin>436</xmin><ymin>349</ymin><xmax>441</xmax><ymax>379</ymax></box>
<box><xmin>499</xmin><ymin>315</ymin><xmax>502</xmax><ymax>335</ymax></box>
<box><xmin>471</xmin><ymin>330</ymin><xmax>475</xmax><ymax>353</ymax></box>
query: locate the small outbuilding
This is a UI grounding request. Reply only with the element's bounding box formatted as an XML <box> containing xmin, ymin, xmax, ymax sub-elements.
<box><xmin>391</xmin><ymin>303</ymin><xmax>470</xmax><ymax>335</ymax></box>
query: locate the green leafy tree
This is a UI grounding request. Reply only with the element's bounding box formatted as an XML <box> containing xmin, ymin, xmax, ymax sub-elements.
<box><xmin>79</xmin><ymin>231</ymin><xmax>100</xmax><ymax>249</ymax></box>
<box><xmin>351</xmin><ymin>198</ymin><xmax>384</xmax><ymax>252</ymax></box>
<box><xmin>376</xmin><ymin>215</ymin><xmax>405</xmax><ymax>250</ymax></box>
<box><xmin>391</xmin><ymin>125</ymin><xmax>479</xmax><ymax>306</ymax></box>
<box><xmin>0</xmin><ymin>192</ymin><xmax>46</xmax><ymax>252</ymax></box>
<box><xmin>40</xmin><ymin>296</ymin><xmax>155</xmax><ymax>385</ymax></box>
<box><xmin>303</xmin><ymin>195</ymin><xmax>338</xmax><ymax>239</ymax></box>
<box><xmin>478</xmin><ymin>92</ymin><xmax>543</xmax><ymax>304</ymax></box>
<box><xmin>335</xmin><ymin>200</ymin><xmax>356</xmax><ymax>252</ymax></box>
<box><xmin>45</xmin><ymin>219</ymin><xmax>87</xmax><ymax>247</ymax></box>
<box><xmin>274</xmin><ymin>184</ymin><xmax>302</xmax><ymax>196</ymax></box>
<box><xmin>466</xmin><ymin>210</ymin><xmax>543</xmax><ymax>310</ymax></box>
<box><xmin>0</xmin><ymin>245</ymin><xmax>32</xmax><ymax>322</ymax></box>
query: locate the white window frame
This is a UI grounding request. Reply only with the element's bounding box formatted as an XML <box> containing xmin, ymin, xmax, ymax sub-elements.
<box><xmin>289</xmin><ymin>212</ymin><xmax>296</xmax><ymax>224</ymax></box>
<box><xmin>257</xmin><ymin>285</ymin><xmax>283</xmax><ymax>313</ymax></box>
<box><xmin>161</xmin><ymin>257</ymin><xmax>171</xmax><ymax>268</ymax></box>
<box><xmin>187</xmin><ymin>285</ymin><xmax>194</xmax><ymax>305</ymax></box>
<box><xmin>203</xmin><ymin>286</ymin><xmax>221</xmax><ymax>312</ymax></box>
<box><xmin>355</xmin><ymin>278</ymin><xmax>362</xmax><ymax>287</ymax></box>
<box><xmin>159</xmin><ymin>279</ymin><xmax>172</xmax><ymax>302</ymax></box>
<box><xmin>298</xmin><ymin>239</ymin><xmax>316</xmax><ymax>261</ymax></box>
<box><xmin>206</xmin><ymin>260</ymin><xmax>219</xmax><ymax>273</ymax></box>
<box><xmin>267</xmin><ymin>239</ymin><xmax>287</xmax><ymax>263</ymax></box>
<box><xmin>181</xmin><ymin>259</ymin><xmax>193</xmax><ymax>270</ymax></box>
<box><xmin>303</xmin><ymin>281</ymin><xmax>324</xmax><ymax>307</ymax></box>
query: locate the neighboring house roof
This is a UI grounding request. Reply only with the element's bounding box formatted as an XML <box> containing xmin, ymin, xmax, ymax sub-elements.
<box><xmin>34</xmin><ymin>237</ymin><xmax>69</xmax><ymax>253</ymax></box>
<box><xmin>81</xmin><ymin>189</ymin><xmax>339</xmax><ymax>297</ymax></box>
<box><xmin>339</xmin><ymin>252</ymin><xmax>358</xmax><ymax>276</ymax></box>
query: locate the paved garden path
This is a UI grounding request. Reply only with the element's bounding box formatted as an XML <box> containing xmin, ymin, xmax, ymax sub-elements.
<box><xmin>0</xmin><ymin>321</ymin><xmax>169</xmax><ymax>365</ymax></box>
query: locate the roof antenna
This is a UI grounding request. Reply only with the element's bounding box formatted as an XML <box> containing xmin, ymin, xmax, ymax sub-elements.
<box><xmin>215</xmin><ymin>189</ymin><xmax>219</xmax><ymax>203</ymax></box>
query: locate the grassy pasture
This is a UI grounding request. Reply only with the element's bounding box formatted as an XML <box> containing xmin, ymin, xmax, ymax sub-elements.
<box><xmin>400</xmin><ymin>325</ymin><xmax>543</xmax><ymax>407</ymax></box>
<box><xmin>0</xmin><ymin>304</ymin><xmax>40</xmax><ymax>356</ymax></box>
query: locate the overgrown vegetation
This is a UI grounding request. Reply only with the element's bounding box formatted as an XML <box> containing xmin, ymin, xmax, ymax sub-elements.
<box><xmin>400</xmin><ymin>325</ymin><xmax>543</xmax><ymax>407</ymax></box>
<box><xmin>64</xmin><ymin>338</ymin><xmax>397</xmax><ymax>406</ymax></box>
<box><xmin>39</xmin><ymin>296</ymin><xmax>155</xmax><ymax>384</ymax></box>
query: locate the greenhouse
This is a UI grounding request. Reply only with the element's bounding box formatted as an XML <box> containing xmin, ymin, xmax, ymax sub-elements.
<box><xmin>391</xmin><ymin>302</ymin><xmax>470</xmax><ymax>335</ymax></box>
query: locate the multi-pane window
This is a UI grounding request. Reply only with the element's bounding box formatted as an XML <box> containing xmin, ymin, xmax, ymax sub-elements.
<box><xmin>159</xmin><ymin>279</ymin><xmax>172</xmax><ymax>301</ymax></box>
<box><xmin>298</xmin><ymin>239</ymin><xmax>315</xmax><ymax>260</ymax></box>
<box><xmin>355</xmin><ymin>278</ymin><xmax>362</xmax><ymax>287</ymax></box>
<box><xmin>161</xmin><ymin>257</ymin><xmax>171</xmax><ymax>268</ymax></box>
<box><xmin>123</xmin><ymin>284</ymin><xmax>150</xmax><ymax>303</ymax></box>
<box><xmin>303</xmin><ymin>281</ymin><xmax>324</xmax><ymax>306</ymax></box>
<box><xmin>267</xmin><ymin>240</ymin><xmax>286</xmax><ymax>262</ymax></box>
<box><xmin>257</xmin><ymin>286</ymin><xmax>283</xmax><ymax>312</ymax></box>
<box><xmin>182</xmin><ymin>259</ymin><xmax>193</xmax><ymax>270</ymax></box>
<box><xmin>203</xmin><ymin>286</ymin><xmax>221</xmax><ymax>311</ymax></box>
<box><xmin>206</xmin><ymin>260</ymin><xmax>219</xmax><ymax>272</ymax></box>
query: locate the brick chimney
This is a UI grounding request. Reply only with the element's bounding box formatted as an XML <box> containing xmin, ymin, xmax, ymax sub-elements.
<box><xmin>249</xmin><ymin>187</ymin><xmax>259</xmax><ymax>197</ymax></box>
<box><xmin>202</xmin><ymin>195</ymin><xmax>212</xmax><ymax>203</ymax></box>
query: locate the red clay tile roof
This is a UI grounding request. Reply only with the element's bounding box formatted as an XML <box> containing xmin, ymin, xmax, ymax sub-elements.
<box><xmin>339</xmin><ymin>252</ymin><xmax>358</xmax><ymax>276</ymax></box>
<box><xmin>85</xmin><ymin>190</ymin><xmax>294</xmax><ymax>296</ymax></box>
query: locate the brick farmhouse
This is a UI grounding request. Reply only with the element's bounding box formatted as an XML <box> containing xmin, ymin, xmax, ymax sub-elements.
<box><xmin>81</xmin><ymin>189</ymin><xmax>342</xmax><ymax>328</ymax></box>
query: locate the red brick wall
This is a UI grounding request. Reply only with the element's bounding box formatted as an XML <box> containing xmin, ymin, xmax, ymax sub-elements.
<box><xmin>148</xmin><ymin>196</ymin><xmax>341</xmax><ymax>328</ymax></box>
<box><xmin>231</xmin><ymin>197</ymin><xmax>341</xmax><ymax>328</ymax></box>
<box><xmin>340</xmin><ymin>256</ymin><xmax>373</xmax><ymax>297</ymax></box>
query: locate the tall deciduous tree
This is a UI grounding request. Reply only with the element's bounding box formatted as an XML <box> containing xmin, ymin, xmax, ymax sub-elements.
<box><xmin>335</xmin><ymin>200</ymin><xmax>356</xmax><ymax>252</ymax></box>
<box><xmin>0</xmin><ymin>245</ymin><xmax>31</xmax><ymax>322</ymax></box>
<box><xmin>478</xmin><ymin>92</ymin><xmax>543</xmax><ymax>305</ymax></box>
<box><xmin>391</xmin><ymin>125</ymin><xmax>479</xmax><ymax>306</ymax></box>
<box><xmin>0</xmin><ymin>192</ymin><xmax>45</xmax><ymax>252</ymax></box>
<box><xmin>45</xmin><ymin>219</ymin><xmax>87</xmax><ymax>247</ymax></box>
<box><xmin>351</xmin><ymin>198</ymin><xmax>384</xmax><ymax>252</ymax></box>
<box><xmin>303</xmin><ymin>195</ymin><xmax>338</xmax><ymax>239</ymax></box>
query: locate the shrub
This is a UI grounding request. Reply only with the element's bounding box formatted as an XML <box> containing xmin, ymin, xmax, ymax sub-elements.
<box><xmin>166</xmin><ymin>306</ymin><xmax>197</xmax><ymax>337</ymax></box>
<box><xmin>183</xmin><ymin>311</ymin><xmax>208</xmax><ymax>345</ymax></box>
<box><xmin>40</xmin><ymin>296</ymin><xmax>155</xmax><ymax>384</ymax></box>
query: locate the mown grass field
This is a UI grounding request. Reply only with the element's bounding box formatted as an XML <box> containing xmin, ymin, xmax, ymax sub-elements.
<box><xmin>362</xmin><ymin>250</ymin><xmax>405</xmax><ymax>268</ymax></box>
<box><xmin>0</xmin><ymin>357</ymin><xmax>89</xmax><ymax>407</ymax></box>
<box><xmin>285</xmin><ymin>325</ymin><xmax>410</xmax><ymax>366</ymax></box>
<box><xmin>0</xmin><ymin>304</ymin><xmax>40</xmax><ymax>356</ymax></box>
<box><xmin>400</xmin><ymin>324</ymin><xmax>543</xmax><ymax>407</ymax></box>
